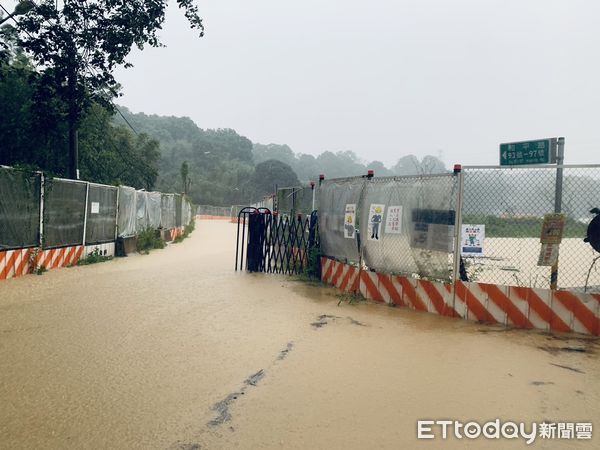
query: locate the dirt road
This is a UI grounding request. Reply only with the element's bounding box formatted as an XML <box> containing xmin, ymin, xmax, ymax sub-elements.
<box><xmin>1</xmin><ymin>220</ymin><xmax>599</xmax><ymax>449</ymax></box>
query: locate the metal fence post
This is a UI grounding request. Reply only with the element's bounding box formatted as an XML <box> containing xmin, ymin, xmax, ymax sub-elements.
<box><xmin>114</xmin><ymin>186</ymin><xmax>120</xmax><ymax>241</ymax></box>
<box><xmin>550</xmin><ymin>137</ymin><xmax>565</xmax><ymax>289</ymax></box>
<box><xmin>38</xmin><ymin>172</ymin><xmax>45</xmax><ymax>249</ymax></box>
<box><xmin>452</xmin><ymin>165</ymin><xmax>465</xmax><ymax>314</ymax></box>
<box><xmin>82</xmin><ymin>182</ymin><xmax>90</xmax><ymax>247</ymax></box>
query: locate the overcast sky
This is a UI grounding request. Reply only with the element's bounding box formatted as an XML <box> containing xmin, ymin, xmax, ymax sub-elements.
<box><xmin>110</xmin><ymin>0</ymin><xmax>600</xmax><ymax>167</ymax></box>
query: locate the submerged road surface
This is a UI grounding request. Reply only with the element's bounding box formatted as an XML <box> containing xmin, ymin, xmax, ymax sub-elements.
<box><xmin>1</xmin><ymin>220</ymin><xmax>599</xmax><ymax>449</ymax></box>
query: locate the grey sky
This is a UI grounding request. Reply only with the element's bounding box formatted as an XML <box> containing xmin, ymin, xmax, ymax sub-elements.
<box><xmin>113</xmin><ymin>0</ymin><xmax>598</xmax><ymax>166</ymax></box>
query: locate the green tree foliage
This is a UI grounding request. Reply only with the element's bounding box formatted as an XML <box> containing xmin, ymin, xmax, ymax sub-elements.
<box><xmin>0</xmin><ymin>53</ymin><xmax>159</xmax><ymax>188</ymax></box>
<box><xmin>253</xmin><ymin>145</ymin><xmax>447</xmax><ymax>182</ymax></box>
<box><xmin>6</xmin><ymin>0</ymin><xmax>203</xmax><ymax>178</ymax></box>
<box><xmin>252</xmin><ymin>160</ymin><xmax>300</xmax><ymax>197</ymax></box>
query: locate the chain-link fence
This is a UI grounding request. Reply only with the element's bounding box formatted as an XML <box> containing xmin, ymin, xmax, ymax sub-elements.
<box><xmin>85</xmin><ymin>183</ymin><xmax>118</xmax><ymax>245</ymax></box>
<box><xmin>161</xmin><ymin>194</ymin><xmax>177</xmax><ymax>229</ymax></box>
<box><xmin>117</xmin><ymin>186</ymin><xmax>137</xmax><ymax>238</ymax></box>
<box><xmin>0</xmin><ymin>167</ymin><xmax>41</xmax><ymax>249</ymax></box>
<box><xmin>360</xmin><ymin>174</ymin><xmax>459</xmax><ymax>281</ymax></box>
<box><xmin>319</xmin><ymin>174</ymin><xmax>459</xmax><ymax>281</ymax></box>
<box><xmin>43</xmin><ymin>178</ymin><xmax>87</xmax><ymax>248</ymax></box>
<box><xmin>276</xmin><ymin>186</ymin><xmax>315</xmax><ymax>216</ymax></box>
<box><xmin>318</xmin><ymin>165</ymin><xmax>600</xmax><ymax>292</ymax></box>
<box><xmin>196</xmin><ymin>205</ymin><xmax>231</xmax><ymax>216</ymax></box>
<box><xmin>0</xmin><ymin>166</ymin><xmax>194</xmax><ymax>250</ymax></box>
<box><xmin>319</xmin><ymin>177</ymin><xmax>366</xmax><ymax>264</ymax></box>
<box><xmin>462</xmin><ymin>165</ymin><xmax>600</xmax><ymax>291</ymax></box>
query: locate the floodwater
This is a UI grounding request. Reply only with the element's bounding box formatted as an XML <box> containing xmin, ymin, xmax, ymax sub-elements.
<box><xmin>1</xmin><ymin>220</ymin><xmax>599</xmax><ymax>449</ymax></box>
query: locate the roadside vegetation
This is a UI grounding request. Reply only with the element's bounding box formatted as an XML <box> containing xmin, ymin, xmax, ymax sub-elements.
<box><xmin>136</xmin><ymin>228</ymin><xmax>165</xmax><ymax>254</ymax></box>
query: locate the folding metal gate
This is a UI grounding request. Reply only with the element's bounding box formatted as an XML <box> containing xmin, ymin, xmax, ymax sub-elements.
<box><xmin>235</xmin><ymin>207</ymin><xmax>319</xmax><ymax>276</ymax></box>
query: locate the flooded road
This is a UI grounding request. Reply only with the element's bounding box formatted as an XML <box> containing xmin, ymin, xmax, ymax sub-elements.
<box><xmin>1</xmin><ymin>220</ymin><xmax>599</xmax><ymax>449</ymax></box>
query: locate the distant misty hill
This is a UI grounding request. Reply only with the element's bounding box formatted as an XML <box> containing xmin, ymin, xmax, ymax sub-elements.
<box><xmin>115</xmin><ymin>107</ymin><xmax>447</xmax><ymax>206</ymax></box>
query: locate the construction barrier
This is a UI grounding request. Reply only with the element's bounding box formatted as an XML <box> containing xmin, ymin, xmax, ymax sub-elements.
<box><xmin>321</xmin><ymin>256</ymin><xmax>600</xmax><ymax>336</ymax></box>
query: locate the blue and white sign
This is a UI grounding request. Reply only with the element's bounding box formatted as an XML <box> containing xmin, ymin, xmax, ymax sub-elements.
<box><xmin>461</xmin><ymin>224</ymin><xmax>485</xmax><ymax>256</ymax></box>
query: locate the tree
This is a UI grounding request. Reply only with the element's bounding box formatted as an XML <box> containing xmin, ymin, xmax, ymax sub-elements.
<box><xmin>251</xmin><ymin>159</ymin><xmax>300</xmax><ymax>198</ymax></box>
<box><xmin>11</xmin><ymin>0</ymin><xmax>204</xmax><ymax>179</ymax></box>
<box><xmin>180</xmin><ymin>161</ymin><xmax>189</xmax><ymax>194</ymax></box>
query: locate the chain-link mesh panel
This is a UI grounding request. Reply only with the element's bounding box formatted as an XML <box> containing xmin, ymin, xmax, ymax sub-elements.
<box><xmin>318</xmin><ymin>178</ymin><xmax>365</xmax><ymax>263</ymax></box>
<box><xmin>360</xmin><ymin>174</ymin><xmax>458</xmax><ymax>281</ymax></box>
<box><xmin>0</xmin><ymin>168</ymin><xmax>41</xmax><ymax>249</ymax></box>
<box><xmin>197</xmin><ymin>205</ymin><xmax>231</xmax><ymax>216</ymax></box>
<box><xmin>182</xmin><ymin>197</ymin><xmax>192</xmax><ymax>225</ymax></box>
<box><xmin>135</xmin><ymin>190</ymin><xmax>148</xmax><ymax>232</ymax></box>
<box><xmin>85</xmin><ymin>184</ymin><xmax>117</xmax><ymax>244</ymax></box>
<box><xmin>175</xmin><ymin>194</ymin><xmax>182</xmax><ymax>227</ymax></box>
<box><xmin>147</xmin><ymin>192</ymin><xmax>162</xmax><ymax>229</ymax></box>
<box><xmin>161</xmin><ymin>194</ymin><xmax>176</xmax><ymax>229</ymax></box>
<box><xmin>43</xmin><ymin>178</ymin><xmax>86</xmax><ymax>248</ymax></box>
<box><xmin>276</xmin><ymin>186</ymin><xmax>315</xmax><ymax>216</ymax></box>
<box><xmin>462</xmin><ymin>166</ymin><xmax>600</xmax><ymax>291</ymax></box>
<box><xmin>117</xmin><ymin>186</ymin><xmax>136</xmax><ymax>237</ymax></box>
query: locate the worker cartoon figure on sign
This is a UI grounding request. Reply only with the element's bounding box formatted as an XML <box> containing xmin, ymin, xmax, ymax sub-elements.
<box><xmin>368</xmin><ymin>204</ymin><xmax>385</xmax><ymax>241</ymax></box>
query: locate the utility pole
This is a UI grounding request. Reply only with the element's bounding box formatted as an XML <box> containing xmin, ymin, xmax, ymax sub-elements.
<box><xmin>67</xmin><ymin>43</ymin><xmax>79</xmax><ymax>180</ymax></box>
<box><xmin>550</xmin><ymin>137</ymin><xmax>565</xmax><ymax>289</ymax></box>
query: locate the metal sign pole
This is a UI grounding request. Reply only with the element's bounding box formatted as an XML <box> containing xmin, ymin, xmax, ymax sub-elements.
<box><xmin>452</xmin><ymin>166</ymin><xmax>465</xmax><ymax>286</ymax></box>
<box><xmin>38</xmin><ymin>173</ymin><xmax>45</xmax><ymax>249</ymax></box>
<box><xmin>82</xmin><ymin>182</ymin><xmax>90</xmax><ymax>248</ymax></box>
<box><xmin>550</xmin><ymin>137</ymin><xmax>565</xmax><ymax>289</ymax></box>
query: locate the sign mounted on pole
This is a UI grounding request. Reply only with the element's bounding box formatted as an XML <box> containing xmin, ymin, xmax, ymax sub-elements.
<box><xmin>500</xmin><ymin>138</ymin><xmax>557</xmax><ymax>166</ymax></box>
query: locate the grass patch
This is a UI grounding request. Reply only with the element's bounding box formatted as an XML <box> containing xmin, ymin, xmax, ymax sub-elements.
<box><xmin>462</xmin><ymin>214</ymin><xmax>587</xmax><ymax>238</ymax></box>
<box><xmin>136</xmin><ymin>228</ymin><xmax>165</xmax><ymax>254</ymax></box>
<box><xmin>337</xmin><ymin>292</ymin><xmax>365</xmax><ymax>306</ymax></box>
<box><xmin>77</xmin><ymin>247</ymin><xmax>113</xmax><ymax>265</ymax></box>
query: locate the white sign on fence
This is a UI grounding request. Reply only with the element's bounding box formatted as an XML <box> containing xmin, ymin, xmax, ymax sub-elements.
<box><xmin>91</xmin><ymin>202</ymin><xmax>100</xmax><ymax>214</ymax></box>
<box><xmin>367</xmin><ymin>204</ymin><xmax>385</xmax><ymax>241</ymax></box>
<box><xmin>385</xmin><ymin>205</ymin><xmax>403</xmax><ymax>234</ymax></box>
<box><xmin>461</xmin><ymin>224</ymin><xmax>485</xmax><ymax>256</ymax></box>
<box><xmin>343</xmin><ymin>204</ymin><xmax>356</xmax><ymax>239</ymax></box>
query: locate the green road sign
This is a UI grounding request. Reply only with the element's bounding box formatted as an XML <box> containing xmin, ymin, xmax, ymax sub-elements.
<box><xmin>500</xmin><ymin>138</ymin><xmax>557</xmax><ymax>166</ymax></box>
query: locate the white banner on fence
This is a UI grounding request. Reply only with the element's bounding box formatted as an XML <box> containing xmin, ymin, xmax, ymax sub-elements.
<box><xmin>461</xmin><ymin>224</ymin><xmax>485</xmax><ymax>256</ymax></box>
<box><xmin>385</xmin><ymin>205</ymin><xmax>403</xmax><ymax>234</ymax></box>
<box><xmin>344</xmin><ymin>204</ymin><xmax>356</xmax><ymax>239</ymax></box>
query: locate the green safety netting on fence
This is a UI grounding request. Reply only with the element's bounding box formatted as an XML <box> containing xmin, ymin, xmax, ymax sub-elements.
<box><xmin>0</xmin><ymin>167</ymin><xmax>41</xmax><ymax>249</ymax></box>
<box><xmin>85</xmin><ymin>184</ymin><xmax>118</xmax><ymax>245</ymax></box>
<box><xmin>43</xmin><ymin>178</ymin><xmax>87</xmax><ymax>248</ymax></box>
<box><xmin>117</xmin><ymin>186</ymin><xmax>136</xmax><ymax>237</ymax></box>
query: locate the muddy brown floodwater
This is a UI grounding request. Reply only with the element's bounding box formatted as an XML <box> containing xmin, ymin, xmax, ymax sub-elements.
<box><xmin>1</xmin><ymin>220</ymin><xmax>599</xmax><ymax>449</ymax></box>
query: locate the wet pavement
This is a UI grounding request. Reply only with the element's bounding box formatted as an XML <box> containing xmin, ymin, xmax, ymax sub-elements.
<box><xmin>1</xmin><ymin>220</ymin><xmax>599</xmax><ymax>449</ymax></box>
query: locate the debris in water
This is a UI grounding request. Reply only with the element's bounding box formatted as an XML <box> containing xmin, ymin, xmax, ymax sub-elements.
<box><xmin>538</xmin><ymin>345</ymin><xmax>589</xmax><ymax>355</ymax></box>
<box><xmin>549</xmin><ymin>363</ymin><xmax>585</xmax><ymax>374</ymax></box>
<box><xmin>178</xmin><ymin>444</ymin><xmax>201</xmax><ymax>450</ymax></box>
<box><xmin>208</xmin><ymin>392</ymin><xmax>242</xmax><ymax>426</ymax></box>
<box><xmin>347</xmin><ymin>317</ymin><xmax>366</xmax><ymax>326</ymax></box>
<box><xmin>277</xmin><ymin>342</ymin><xmax>294</xmax><ymax>360</ymax></box>
<box><xmin>244</xmin><ymin>370</ymin><xmax>265</xmax><ymax>386</ymax></box>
